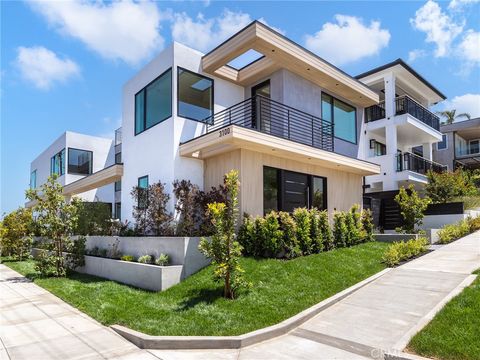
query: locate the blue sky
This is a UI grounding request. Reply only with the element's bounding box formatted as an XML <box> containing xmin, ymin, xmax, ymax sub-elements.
<box><xmin>1</xmin><ymin>0</ymin><xmax>479</xmax><ymax>215</ymax></box>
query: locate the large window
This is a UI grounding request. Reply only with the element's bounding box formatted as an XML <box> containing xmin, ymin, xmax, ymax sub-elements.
<box><xmin>263</xmin><ymin>166</ymin><xmax>327</xmax><ymax>214</ymax></box>
<box><xmin>115</xmin><ymin>181</ymin><xmax>121</xmax><ymax>192</ymax></box>
<box><xmin>177</xmin><ymin>67</ymin><xmax>213</xmax><ymax>122</ymax></box>
<box><xmin>30</xmin><ymin>170</ymin><xmax>37</xmax><ymax>189</ymax></box>
<box><xmin>135</xmin><ymin>68</ymin><xmax>172</xmax><ymax>135</ymax></box>
<box><xmin>370</xmin><ymin>140</ymin><xmax>386</xmax><ymax>156</ymax></box>
<box><xmin>437</xmin><ymin>134</ymin><xmax>447</xmax><ymax>150</ymax></box>
<box><xmin>322</xmin><ymin>93</ymin><xmax>357</xmax><ymax>143</ymax></box>
<box><xmin>68</xmin><ymin>148</ymin><xmax>92</xmax><ymax>175</ymax></box>
<box><xmin>137</xmin><ymin>175</ymin><xmax>149</xmax><ymax>209</ymax></box>
<box><xmin>50</xmin><ymin>149</ymin><xmax>65</xmax><ymax>176</ymax></box>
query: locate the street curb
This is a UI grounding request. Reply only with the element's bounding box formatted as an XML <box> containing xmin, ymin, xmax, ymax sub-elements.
<box><xmin>111</xmin><ymin>268</ymin><xmax>392</xmax><ymax>350</ymax></box>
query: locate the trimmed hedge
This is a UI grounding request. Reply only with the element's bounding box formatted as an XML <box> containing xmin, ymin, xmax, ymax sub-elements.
<box><xmin>437</xmin><ymin>216</ymin><xmax>480</xmax><ymax>244</ymax></box>
<box><xmin>238</xmin><ymin>205</ymin><xmax>373</xmax><ymax>259</ymax></box>
<box><xmin>382</xmin><ymin>237</ymin><xmax>429</xmax><ymax>267</ymax></box>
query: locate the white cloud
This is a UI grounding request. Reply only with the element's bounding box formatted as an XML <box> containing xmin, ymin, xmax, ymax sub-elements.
<box><xmin>439</xmin><ymin>94</ymin><xmax>480</xmax><ymax>118</ymax></box>
<box><xmin>170</xmin><ymin>10</ymin><xmax>284</xmax><ymax>53</ymax></box>
<box><xmin>15</xmin><ymin>46</ymin><xmax>80</xmax><ymax>90</ymax></box>
<box><xmin>28</xmin><ymin>0</ymin><xmax>164</xmax><ymax>65</ymax></box>
<box><xmin>448</xmin><ymin>0</ymin><xmax>480</xmax><ymax>10</ymax></box>
<box><xmin>458</xmin><ymin>30</ymin><xmax>480</xmax><ymax>65</ymax></box>
<box><xmin>410</xmin><ymin>0</ymin><xmax>464</xmax><ymax>57</ymax></box>
<box><xmin>304</xmin><ymin>15</ymin><xmax>390</xmax><ymax>66</ymax></box>
<box><xmin>408</xmin><ymin>49</ymin><xmax>427</xmax><ymax>63</ymax></box>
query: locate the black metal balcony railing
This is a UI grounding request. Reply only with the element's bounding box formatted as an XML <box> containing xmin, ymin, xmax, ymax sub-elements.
<box><xmin>203</xmin><ymin>95</ymin><xmax>334</xmax><ymax>152</ymax></box>
<box><xmin>396</xmin><ymin>152</ymin><xmax>447</xmax><ymax>174</ymax></box>
<box><xmin>365</xmin><ymin>95</ymin><xmax>440</xmax><ymax>131</ymax></box>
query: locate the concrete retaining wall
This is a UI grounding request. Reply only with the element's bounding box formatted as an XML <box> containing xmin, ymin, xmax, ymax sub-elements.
<box><xmin>374</xmin><ymin>234</ymin><xmax>419</xmax><ymax>243</ymax></box>
<box><xmin>422</xmin><ymin>210</ymin><xmax>480</xmax><ymax>230</ymax></box>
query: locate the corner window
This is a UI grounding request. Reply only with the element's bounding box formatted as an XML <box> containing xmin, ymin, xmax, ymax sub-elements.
<box><xmin>437</xmin><ymin>134</ymin><xmax>447</xmax><ymax>150</ymax></box>
<box><xmin>115</xmin><ymin>181</ymin><xmax>121</xmax><ymax>192</ymax></box>
<box><xmin>30</xmin><ymin>170</ymin><xmax>37</xmax><ymax>189</ymax></box>
<box><xmin>177</xmin><ymin>67</ymin><xmax>213</xmax><ymax>122</ymax></box>
<box><xmin>68</xmin><ymin>148</ymin><xmax>93</xmax><ymax>175</ymax></box>
<box><xmin>322</xmin><ymin>93</ymin><xmax>357</xmax><ymax>144</ymax></box>
<box><xmin>135</xmin><ymin>68</ymin><xmax>172</xmax><ymax>135</ymax></box>
<box><xmin>137</xmin><ymin>175</ymin><xmax>149</xmax><ymax>208</ymax></box>
<box><xmin>50</xmin><ymin>149</ymin><xmax>65</xmax><ymax>176</ymax></box>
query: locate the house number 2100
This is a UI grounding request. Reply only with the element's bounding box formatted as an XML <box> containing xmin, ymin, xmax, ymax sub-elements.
<box><xmin>219</xmin><ymin>128</ymin><xmax>231</xmax><ymax>137</ymax></box>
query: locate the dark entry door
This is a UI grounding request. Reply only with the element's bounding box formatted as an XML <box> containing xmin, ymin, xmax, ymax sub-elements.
<box><xmin>251</xmin><ymin>80</ymin><xmax>270</xmax><ymax>130</ymax></box>
<box><xmin>282</xmin><ymin>170</ymin><xmax>309</xmax><ymax>212</ymax></box>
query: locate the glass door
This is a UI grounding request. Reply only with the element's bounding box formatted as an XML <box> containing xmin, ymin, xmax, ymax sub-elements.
<box><xmin>251</xmin><ymin>80</ymin><xmax>271</xmax><ymax>131</ymax></box>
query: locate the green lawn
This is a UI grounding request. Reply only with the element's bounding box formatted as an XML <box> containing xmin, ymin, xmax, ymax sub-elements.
<box><xmin>2</xmin><ymin>242</ymin><xmax>387</xmax><ymax>336</ymax></box>
<box><xmin>408</xmin><ymin>269</ymin><xmax>480</xmax><ymax>360</ymax></box>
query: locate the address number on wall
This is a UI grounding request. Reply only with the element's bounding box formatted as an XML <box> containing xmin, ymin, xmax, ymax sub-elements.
<box><xmin>219</xmin><ymin>128</ymin><xmax>231</xmax><ymax>137</ymax></box>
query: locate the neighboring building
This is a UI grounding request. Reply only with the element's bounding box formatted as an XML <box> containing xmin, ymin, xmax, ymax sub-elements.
<box><xmin>433</xmin><ymin>117</ymin><xmax>480</xmax><ymax>171</ymax></box>
<box><xmin>356</xmin><ymin>59</ymin><xmax>448</xmax><ymax>230</ymax></box>
<box><xmin>27</xmin><ymin>131</ymin><xmax>117</xmax><ymax>212</ymax></box>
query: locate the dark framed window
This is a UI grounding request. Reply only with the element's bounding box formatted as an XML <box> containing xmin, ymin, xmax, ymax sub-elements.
<box><xmin>137</xmin><ymin>175</ymin><xmax>149</xmax><ymax>209</ymax></box>
<box><xmin>371</xmin><ymin>140</ymin><xmax>386</xmax><ymax>156</ymax></box>
<box><xmin>322</xmin><ymin>93</ymin><xmax>357</xmax><ymax>144</ymax></box>
<box><xmin>412</xmin><ymin>145</ymin><xmax>423</xmax><ymax>157</ymax></box>
<box><xmin>115</xmin><ymin>152</ymin><xmax>122</xmax><ymax>164</ymax></box>
<box><xmin>114</xmin><ymin>202</ymin><xmax>121</xmax><ymax>220</ymax></box>
<box><xmin>135</xmin><ymin>68</ymin><xmax>172</xmax><ymax>135</ymax></box>
<box><xmin>68</xmin><ymin>148</ymin><xmax>93</xmax><ymax>175</ymax></box>
<box><xmin>115</xmin><ymin>181</ymin><xmax>121</xmax><ymax>192</ymax></box>
<box><xmin>262</xmin><ymin>166</ymin><xmax>327</xmax><ymax>214</ymax></box>
<box><xmin>30</xmin><ymin>170</ymin><xmax>37</xmax><ymax>189</ymax></box>
<box><xmin>50</xmin><ymin>148</ymin><xmax>65</xmax><ymax>176</ymax></box>
<box><xmin>470</xmin><ymin>139</ymin><xmax>479</xmax><ymax>154</ymax></box>
<box><xmin>177</xmin><ymin>67</ymin><xmax>213</xmax><ymax>122</ymax></box>
<box><xmin>437</xmin><ymin>134</ymin><xmax>447</xmax><ymax>150</ymax></box>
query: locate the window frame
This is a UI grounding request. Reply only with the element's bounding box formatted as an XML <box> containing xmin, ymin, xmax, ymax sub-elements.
<box><xmin>469</xmin><ymin>139</ymin><xmax>480</xmax><ymax>154</ymax></box>
<box><xmin>30</xmin><ymin>169</ymin><xmax>37</xmax><ymax>189</ymax></box>
<box><xmin>50</xmin><ymin>148</ymin><xmax>66</xmax><ymax>176</ymax></box>
<box><xmin>321</xmin><ymin>92</ymin><xmax>358</xmax><ymax>144</ymax></box>
<box><xmin>177</xmin><ymin>66</ymin><xmax>214</xmax><ymax>123</ymax></box>
<box><xmin>437</xmin><ymin>134</ymin><xmax>448</xmax><ymax>150</ymax></box>
<box><xmin>137</xmin><ymin>175</ymin><xmax>149</xmax><ymax>209</ymax></box>
<box><xmin>114</xmin><ymin>180</ymin><xmax>121</xmax><ymax>192</ymax></box>
<box><xmin>134</xmin><ymin>67</ymin><xmax>173</xmax><ymax>136</ymax></box>
<box><xmin>67</xmin><ymin>147</ymin><xmax>93</xmax><ymax>175</ymax></box>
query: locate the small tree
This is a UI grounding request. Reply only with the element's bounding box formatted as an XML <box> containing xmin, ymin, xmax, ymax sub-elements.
<box><xmin>199</xmin><ymin>170</ymin><xmax>247</xmax><ymax>299</ymax></box>
<box><xmin>426</xmin><ymin>169</ymin><xmax>477</xmax><ymax>203</ymax></box>
<box><xmin>0</xmin><ymin>207</ymin><xmax>34</xmax><ymax>260</ymax></box>
<box><xmin>173</xmin><ymin>179</ymin><xmax>200</xmax><ymax>236</ymax></box>
<box><xmin>361</xmin><ymin>208</ymin><xmax>375</xmax><ymax>242</ymax></box>
<box><xmin>395</xmin><ymin>185</ymin><xmax>431</xmax><ymax>233</ymax></box>
<box><xmin>25</xmin><ymin>175</ymin><xmax>82</xmax><ymax>277</ymax></box>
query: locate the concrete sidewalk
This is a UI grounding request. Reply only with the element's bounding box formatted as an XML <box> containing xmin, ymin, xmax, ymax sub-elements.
<box><xmin>150</xmin><ymin>230</ymin><xmax>479</xmax><ymax>359</ymax></box>
<box><xmin>0</xmin><ymin>265</ymin><xmax>158</xmax><ymax>360</ymax></box>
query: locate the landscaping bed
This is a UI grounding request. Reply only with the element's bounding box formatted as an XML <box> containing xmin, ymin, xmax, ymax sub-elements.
<box><xmin>408</xmin><ymin>269</ymin><xmax>480</xmax><ymax>360</ymax></box>
<box><xmin>2</xmin><ymin>241</ymin><xmax>388</xmax><ymax>336</ymax></box>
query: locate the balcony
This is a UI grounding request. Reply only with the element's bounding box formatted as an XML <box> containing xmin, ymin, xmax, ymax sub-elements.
<box><xmin>396</xmin><ymin>152</ymin><xmax>447</xmax><ymax>174</ymax></box>
<box><xmin>203</xmin><ymin>95</ymin><xmax>334</xmax><ymax>152</ymax></box>
<box><xmin>365</xmin><ymin>95</ymin><xmax>440</xmax><ymax>131</ymax></box>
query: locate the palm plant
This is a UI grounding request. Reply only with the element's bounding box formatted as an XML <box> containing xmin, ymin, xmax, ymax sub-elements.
<box><xmin>437</xmin><ymin>110</ymin><xmax>471</xmax><ymax>124</ymax></box>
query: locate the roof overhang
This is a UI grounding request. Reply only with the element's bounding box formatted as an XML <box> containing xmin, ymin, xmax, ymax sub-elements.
<box><xmin>180</xmin><ymin>125</ymin><xmax>380</xmax><ymax>176</ymax></box>
<box><xmin>25</xmin><ymin>164</ymin><xmax>123</xmax><ymax>208</ymax></box>
<box><xmin>202</xmin><ymin>21</ymin><xmax>379</xmax><ymax>108</ymax></box>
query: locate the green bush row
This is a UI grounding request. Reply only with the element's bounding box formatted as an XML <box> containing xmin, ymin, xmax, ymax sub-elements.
<box><xmin>382</xmin><ymin>237</ymin><xmax>429</xmax><ymax>267</ymax></box>
<box><xmin>238</xmin><ymin>205</ymin><xmax>374</xmax><ymax>259</ymax></box>
<box><xmin>437</xmin><ymin>216</ymin><xmax>480</xmax><ymax>244</ymax></box>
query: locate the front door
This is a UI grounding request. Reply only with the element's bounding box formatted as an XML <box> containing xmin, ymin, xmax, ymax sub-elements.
<box><xmin>282</xmin><ymin>170</ymin><xmax>309</xmax><ymax>213</ymax></box>
<box><xmin>251</xmin><ymin>80</ymin><xmax>271</xmax><ymax>131</ymax></box>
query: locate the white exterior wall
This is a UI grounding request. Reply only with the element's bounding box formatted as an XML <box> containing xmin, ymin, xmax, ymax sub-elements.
<box><xmin>120</xmin><ymin>42</ymin><xmax>244</xmax><ymax>223</ymax></box>
<box><xmin>29</xmin><ymin>131</ymin><xmax>115</xmax><ymax>205</ymax></box>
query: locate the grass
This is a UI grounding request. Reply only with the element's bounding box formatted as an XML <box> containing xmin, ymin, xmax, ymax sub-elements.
<box><xmin>452</xmin><ymin>195</ymin><xmax>480</xmax><ymax>210</ymax></box>
<box><xmin>408</xmin><ymin>269</ymin><xmax>480</xmax><ymax>360</ymax></box>
<box><xmin>2</xmin><ymin>241</ymin><xmax>388</xmax><ymax>336</ymax></box>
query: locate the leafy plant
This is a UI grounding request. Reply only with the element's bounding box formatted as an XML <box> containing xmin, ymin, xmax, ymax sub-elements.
<box><xmin>65</xmin><ymin>236</ymin><xmax>86</xmax><ymax>269</ymax></box>
<box><xmin>382</xmin><ymin>237</ymin><xmax>429</xmax><ymax>267</ymax></box>
<box><xmin>426</xmin><ymin>169</ymin><xmax>478</xmax><ymax>204</ymax></box>
<box><xmin>345</xmin><ymin>204</ymin><xmax>362</xmax><ymax>246</ymax></box>
<box><xmin>293</xmin><ymin>208</ymin><xmax>312</xmax><ymax>255</ymax></box>
<box><xmin>395</xmin><ymin>185</ymin><xmax>431</xmax><ymax>233</ymax></box>
<box><xmin>333</xmin><ymin>212</ymin><xmax>348</xmax><ymax>248</ymax></box>
<box><xmin>199</xmin><ymin>170</ymin><xmax>248</xmax><ymax>299</ymax></box>
<box><xmin>361</xmin><ymin>208</ymin><xmax>375</xmax><ymax>242</ymax></box>
<box><xmin>120</xmin><ymin>255</ymin><xmax>135</xmax><ymax>262</ymax></box>
<box><xmin>26</xmin><ymin>174</ymin><xmax>82</xmax><ymax>277</ymax></box>
<box><xmin>437</xmin><ymin>219</ymin><xmax>471</xmax><ymax>244</ymax></box>
<box><xmin>137</xmin><ymin>255</ymin><xmax>152</xmax><ymax>264</ymax></box>
<box><xmin>173</xmin><ymin>179</ymin><xmax>200</xmax><ymax>236</ymax></box>
<box><xmin>278</xmin><ymin>211</ymin><xmax>300</xmax><ymax>258</ymax></box>
<box><xmin>309</xmin><ymin>208</ymin><xmax>324</xmax><ymax>253</ymax></box>
<box><xmin>75</xmin><ymin>201</ymin><xmax>112</xmax><ymax>235</ymax></box>
<box><xmin>155</xmin><ymin>253</ymin><xmax>170</xmax><ymax>266</ymax></box>
<box><xmin>318</xmin><ymin>210</ymin><xmax>334</xmax><ymax>251</ymax></box>
<box><xmin>108</xmin><ymin>238</ymin><xmax>122</xmax><ymax>259</ymax></box>
<box><xmin>0</xmin><ymin>207</ymin><xmax>34</xmax><ymax>260</ymax></box>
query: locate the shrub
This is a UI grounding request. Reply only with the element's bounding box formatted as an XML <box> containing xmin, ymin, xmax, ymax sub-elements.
<box><xmin>155</xmin><ymin>253</ymin><xmax>170</xmax><ymax>266</ymax></box>
<box><xmin>256</xmin><ymin>212</ymin><xmax>283</xmax><ymax>257</ymax></box>
<box><xmin>437</xmin><ymin>220</ymin><xmax>471</xmax><ymax>244</ymax></box>
<box><xmin>108</xmin><ymin>238</ymin><xmax>122</xmax><ymax>259</ymax></box>
<box><xmin>196</xmin><ymin>185</ymin><xmax>228</xmax><ymax>236</ymax></box>
<box><xmin>75</xmin><ymin>201</ymin><xmax>112</xmax><ymax>235</ymax></box>
<box><xmin>137</xmin><ymin>255</ymin><xmax>152</xmax><ymax>264</ymax></box>
<box><xmin>238</xmin><ymin>215</ymin><xmax>257</xmax><ymax>256</ymax></box>
<box><xmin>468</xmin><ymin>216</ymin><xmax>480</xmax><ymax>232</ymax></box>
<box><xmin>361</xmin><ymin>208</ymin><xmax>375</xmax><ymax>242</ymax></box>
<box><xmin>293</xmin><ymin>208</ymin><xmax>312</xmax><ymax>255</ymax></box>
<box><xmin>382</xmin><ymin>237</ymin><xmax>429</xmax><ymax>267</ymax></box>
<box><xmin>318</xmin><ymin>210</ymin><xmax>334</xmax><ymax>251</ymax></box>
<box><xmin>0</xmin><ymin>207</ymin><xmax>34</xmax><ymax>260</ymax></box>
<box><xmin>333</xmin><ymin>212</ymin><xmax>348</xmax><ymax>248</ymax></box>
<box><xmin>121</xmin><ymin>255</ymin><xmax>134</xmax><ymax>262</ymax></box>
<box><xmin>426</xmin><ymin>169</ymin><xmax>478</xmax><ymax>204</ymax></box>
<box><xmin>345</xmin><ymin>204</ymin><xmax>362</xmax><ymax>246</ymax></box>
<box><xmin>173</xmin><ymin>179</ymin><xmax>200</xmax><ymax>236</ymax></box>
<box><xmin>278</xmin><ymin>211</ymin><xmax>300</xmax><ymax>258</ymax></box>
<box><xmin>309</xmin><ymin>208</ymin><xmax>324</xmax><ymax>253</ymax></box>
<box><xmin>65</xmin><ymin>236</ymin><xmax>86</xmax><ymax>269</ymax></box>
<box><xmin>395</xmin><ymin>185</ymin><xmax>431</xmax><ymax>233</ymax></box>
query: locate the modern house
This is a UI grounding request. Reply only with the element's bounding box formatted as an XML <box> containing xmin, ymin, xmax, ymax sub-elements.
<box><xmin>432</xmin><ymin>117</ymin><xmax>480</xmax><ymax>171</ymax></box>
<box><xmin>27</xmin><ymin>131</ymin><xmax>117</xmax><ymax>211</ymax></box>
<box><xmin>30</xmin><ymin>22</ymin><xmax>455</xmax><ymax>226</ymax></box>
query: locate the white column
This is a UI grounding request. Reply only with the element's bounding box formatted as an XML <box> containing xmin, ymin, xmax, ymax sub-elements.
<box><xmin>384</xmin><ymin>72</ymin><xmax>396</xmax><ymax>120</ymax></box>
<box><xmin>423</xmin><ymin>142</ymin><xmax>433</xmax><ymax>160</ymax></box>
<box><xmin>383</xmin><ymin>123</ymin><xmax>399</xmax><ymax>191</ymax></box>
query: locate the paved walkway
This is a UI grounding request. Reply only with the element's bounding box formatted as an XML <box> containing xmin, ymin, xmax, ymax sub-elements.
<box><xmin>1</xmin><ymin>231</ymin><xmax>479</xmax><ymax>360</ymax></box>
